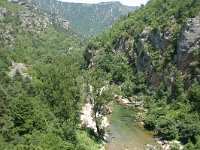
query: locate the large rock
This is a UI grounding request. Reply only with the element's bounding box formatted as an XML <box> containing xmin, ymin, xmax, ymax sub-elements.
<box><xmin>145</xmin><ymin>144</ymin><xmax>159</xmax><ymax>150</ymax></box>
<box><xmin>136</xmin><ymin>27</ymin><xmax>151</xmax><ymax>72</ymax></box>
<box><xmin>149</xmin><ymin>28</ymin><xmax>173</xmax><ymax>51</ymax></box>
<box><xmin>0</xmin><ymin>7</ymin><xmax>7</xmax><ymax>20</ymax></box>
<box><xmin>177</xmin><ymin>14</ymin><xmax>200</xmax><ymax>70</ymax></box>
<box><xmin>136</xmin><ymin>27</ymin><xmax>172</xmax><ymax>52</ymax></box>
<box><xmin>137</xmin><ymin>27</ymin><xmax>151</xmax><ymax>53</ymax></box>
<box><xmin>8</xmin><ymin>61</ymin><xmax>31</xmax><ymax>79</ymax></box>
<box><xmin>58</xmin><ymin>19</ymin><xmax>70</xmax><ymax>29</ymax></box>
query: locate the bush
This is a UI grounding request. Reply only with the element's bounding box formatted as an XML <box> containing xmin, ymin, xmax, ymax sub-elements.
<box><xmin>155</xmin><ymin>116</ymin><xmax>178</xmax><ymax>140</ymax></box>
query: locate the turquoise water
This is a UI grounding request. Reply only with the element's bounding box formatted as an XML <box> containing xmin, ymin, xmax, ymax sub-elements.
<box><xmin>105</xmin><ymin>103</ymin><xmax>158</xmax><ymax>150</ymax></box>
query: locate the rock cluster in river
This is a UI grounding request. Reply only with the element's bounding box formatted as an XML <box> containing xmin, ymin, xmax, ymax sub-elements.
<box><xmin>115</xmin><ymin>95</ymin><xmax>143</xmax><ymax>107</ymax></box>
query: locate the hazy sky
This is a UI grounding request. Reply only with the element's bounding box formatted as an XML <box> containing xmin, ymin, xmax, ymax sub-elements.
<box><xmin>59</xmin><ymin>0</ymin><xmax>149</xmax><ymax>6</ymax></box>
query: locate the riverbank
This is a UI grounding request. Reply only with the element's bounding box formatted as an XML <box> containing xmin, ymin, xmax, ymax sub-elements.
<box><xmin>80</xmin><ymin>97</ymin><xmax>184</xmax><ymax>150</ymax></box>
<box><xmin>155</xmin><ymin>137</ymin><xmax>184</xmax><ymax>150</ymax></box>
<box><xmin>80</xmin><ymin>103</ymin><xmax>110</xmax><ymax>150</ymax></box>
<box><xmin>105</xmin><ymin>102</ymin><xmax>158</xmax><ymax>150</ymax></box>
<box><xmin>117</xmin><ymin>96</ymin><xmax>184</xmax><ymax>150</ymax></box>
<box><xmin>80</xmin><ymin>103</ymin><xmax>110</xmax><ymax>133</ymax></box>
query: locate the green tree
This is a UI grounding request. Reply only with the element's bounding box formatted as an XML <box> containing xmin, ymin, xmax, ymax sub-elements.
<box><xmin>169</xmin><ymin>72</ymin><xmax>184</xmax><ymax>103</ymax></box>
<box><xmin>155</xmin><ymin>116</ymin><xmax>178</xmax><ymax>140</ymax></box>
<box><xmin>40</xmin><ymin>55</ymin><xmax>81</xmax><ymax>141</ymax></box>
<box><xmin>188</xmin><ymin>81</ymin><xmax>200</xmax><ymax>115</ymax></box>
<box><xmin>86</xmin><ymin>68</ymin><xmax>114</xmax><ymax>139</ymax></box>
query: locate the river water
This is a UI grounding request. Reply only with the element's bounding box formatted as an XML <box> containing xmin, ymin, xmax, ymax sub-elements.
<box><xmin>105</xmin><ymin>103</ymin><xmax>158</xmax><ymax>150</ymax></box>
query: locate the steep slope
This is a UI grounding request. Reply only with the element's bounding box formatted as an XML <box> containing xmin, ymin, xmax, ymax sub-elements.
<box><xmin>32</xmin><ymin>0</ymin><xmax>138</xmax><ymax>37</ymax></box>
<box><xmin>0</xmin><ymin>0</ymin><xmax>100</xmax><ymax>149</ymax></box>
<box><xmin>85</xmin><ymin>0</ymin><xmax>200</xmax><ymax>148</ymax></box>
<box><xmin>1</xmin><ymin>0</ymin><xmax>200</xmax><ymax>149</ymax></box>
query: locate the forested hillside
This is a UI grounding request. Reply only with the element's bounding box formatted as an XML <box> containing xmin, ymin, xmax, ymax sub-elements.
<box><xmin>85</xmin><ymin>0</ymin><xmax>200</xmax><ymax>149</ymax></box>
<box><xmin>0</xmin><ymin>0</ymin><xmax>100</xmax><ymax>149</ymax></box>
<box><xmin>32</xmin><ymin>0</ymin><xmax>138</xmax><ymax>37</ymax></box>
<box><xmin>1</xmin><ymin>0</ymin><xmax>200</xmax><ymax>149</ymax></box>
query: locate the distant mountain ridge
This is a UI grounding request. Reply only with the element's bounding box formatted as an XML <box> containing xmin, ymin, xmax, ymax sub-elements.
<box><xmin>32</xmin><ymin>0</ymin><xmax>138</xmax><ymax>37</ymax></box>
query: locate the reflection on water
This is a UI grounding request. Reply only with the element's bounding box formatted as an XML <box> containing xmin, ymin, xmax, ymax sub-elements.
<box><xmin>105</xmin><ymin>103</ymin><xmax>158</xmax><ymax>150</ymax></box>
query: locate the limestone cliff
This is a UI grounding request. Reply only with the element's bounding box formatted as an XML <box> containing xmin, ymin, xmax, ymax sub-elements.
<box><xmin>177</xmin><ymin>14</ymin><xmax>200</xmax><ymax>71</ymax></box>
<box><xmin>85</xmin><ymin>0</ymin><xmax>200</xmax><ymax>88</ymax></box>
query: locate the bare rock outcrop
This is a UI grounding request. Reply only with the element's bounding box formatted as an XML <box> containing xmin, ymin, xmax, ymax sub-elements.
<box><xmin>8</xmin><ymin>61</ymin><xmax>31</xmax><ymax>79</ymax></box>
<box><xmin>137</xmin><ymin>27</ymin><xmax>151</xmax><ymax>53</ymax></box>
<box><xmin>80</xmin><ymin>103</ymin><xmax>109</xmax><ymax>134</ymax></box>
<box><xmin>136</xmin><ymin>27</ymin><xmax>151</xmax><ymax>73</ymax></box>
<box><xmin>58</xmin><ymin>19</ymin><xmax>70</xmax><ymax>29</ymax></box>
<box><xmin>0</xmin><ymin>7</ymin><xmax>7</xmax><ymax>20</ymax></box>
<box><xmin>149</xmin><ymin>28</ymin><xmax>173</xmax><ymax>51</ymax></box>
<box><xmin>177</xmin><ymin>14</ymin><xmax>200</xmax><ymax>70</ymax></box>
<box><xmin>135</xmin><ymin>14</ymin><xmax>200</xmax><ymax>86</ymax></box>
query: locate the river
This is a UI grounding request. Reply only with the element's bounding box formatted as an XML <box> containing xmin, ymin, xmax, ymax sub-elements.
<box><xmin>105</xmin><ymin>103</ymin><xmax>159</xmax><ymax>150</ymax></box>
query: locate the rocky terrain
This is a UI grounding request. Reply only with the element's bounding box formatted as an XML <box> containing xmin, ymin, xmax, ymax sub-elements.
<box><xmin>0</xmin><ymin>0</ymin><xmax>200</xmax><ymax>149</ymax></box>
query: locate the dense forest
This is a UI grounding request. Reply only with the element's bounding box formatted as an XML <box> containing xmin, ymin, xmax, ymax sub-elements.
<box><xmin>0</xmin><ymin>0</ymin><xmax>101</xmax><ymax>149</ymax></box>
<box><xmin>0</xmin><ymin>0</ymin><xmax>200</xmax><ymax>149</ymax></box>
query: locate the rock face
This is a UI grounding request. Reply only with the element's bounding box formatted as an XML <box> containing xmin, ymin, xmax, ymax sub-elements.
<box><xmin>134</xmin><ymin>14</ymin><xmax>200</xmax><ymax>86</ymax></box>
<box><xmin>136</xmin><ymin>26</ymin><xmax>173</xmax><ymax>54</ymax></box>
<box><xmin>136</xmin><ymin>27</ymin><xmax>151</xmax><ymax>72</ymax></box>
<box><xmin>177</xmin><ymin>14</ymin><xmax>200</xmax><ymax>70</ymax></box>
<box><xmin>149</xmin><ymin>28</ymin><xmax>173</xmax><ymax>51</ymax></box>
<box><xmin>137</xmin><ymin>27</ymin><xmax>150</xmax><ymax>53</ymax></box>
